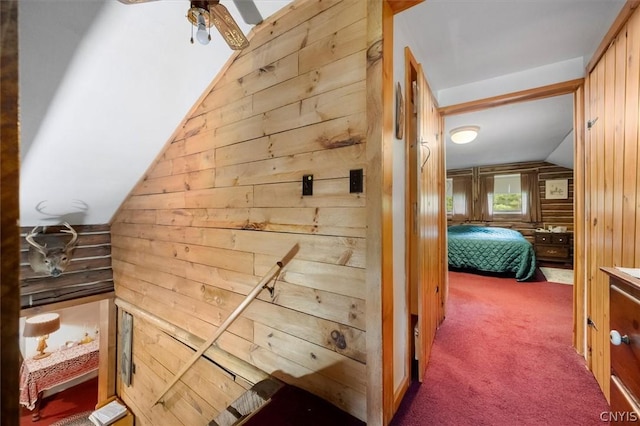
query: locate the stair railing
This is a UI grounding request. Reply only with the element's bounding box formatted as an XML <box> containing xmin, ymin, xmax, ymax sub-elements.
<box><xmin>153</xmin><ymin>243</ymin><xmax>299</xmax><ymax>406</ymax></box>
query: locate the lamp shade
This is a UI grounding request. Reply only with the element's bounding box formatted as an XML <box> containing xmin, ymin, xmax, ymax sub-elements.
<box><xmin>23</xmin><ymin>313</ymin><xmax>60</xmax><ymax>337</ymax></box>
<box><xmin>450</xmin><ymin>125</ymin><xmax>480</xmax><ymax>144</ymax></box>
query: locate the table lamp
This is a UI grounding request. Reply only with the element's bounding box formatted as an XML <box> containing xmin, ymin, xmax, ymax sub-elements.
<box><xmin>23</xmin><ymin>313</ymin><xmax>60</xmax><ymax>359</ymax></box>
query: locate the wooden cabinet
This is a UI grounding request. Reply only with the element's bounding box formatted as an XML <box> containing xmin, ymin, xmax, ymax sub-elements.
<box><xmin>534</xmin><ymin>231</ymin><xmax>572</xmax><ymax>263</ymax></box>
<box><xmin>602</xmin><ymin>268</ymin><xmax>640</xmax><ymax>424</ymax></box>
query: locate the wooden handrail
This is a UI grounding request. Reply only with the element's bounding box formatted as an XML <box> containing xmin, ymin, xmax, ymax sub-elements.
<box><xmin>153</xmin><ymin>243</ymin><xmax>299</xmax><ymax>406</ymax></box>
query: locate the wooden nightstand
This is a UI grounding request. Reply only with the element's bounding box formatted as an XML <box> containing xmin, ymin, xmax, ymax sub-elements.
<box><xmin>534</xmin><ymin>231</ymin><xmax>573</xmax><ymax>264</ymax></box>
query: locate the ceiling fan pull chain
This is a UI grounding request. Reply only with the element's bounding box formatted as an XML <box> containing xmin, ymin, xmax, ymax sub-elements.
<box><xmin>190</xmin><ymin>21</ymin><xmax>194</xmax><ymax>44</ymax></box>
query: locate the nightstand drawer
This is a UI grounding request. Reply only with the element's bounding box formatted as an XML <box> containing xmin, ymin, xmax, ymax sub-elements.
<box><xmin>535</xmin><ymin>234</ymin><xmax>552</xmax><ymax>244</ymax></box>
<box><xmin>551</xmin><ymin>234</ymin><xmax>569</xmax><ymax>244</ymax></box>
<box><xmin>535</xmin><ymin>245</ymin><xmax>569</xmax><ymax>259</ymax></box>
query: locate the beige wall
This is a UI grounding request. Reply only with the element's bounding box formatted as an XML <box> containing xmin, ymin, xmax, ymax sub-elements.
<box><xmin>111</xmin><ymin>0</ymin><xmax>370</xmax><ymax>423</ymax></box>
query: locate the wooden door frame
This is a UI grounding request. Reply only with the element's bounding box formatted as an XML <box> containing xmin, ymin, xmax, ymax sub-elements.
<box><xmin>440</xmin><ymin>79</ymin><xmax>586</xmax><ymax>355</ymax></box>
<box><xmin>1</xmin><ymin>2</ymin><xmax>21</xmax><ymax>423</ymax></box>
<box><xmin>367</xmin><ymin>1</ymin><xmax>394</xmax><ymax>425</ymax></box>
<box><xmin>376</xmin><ymin>2</ymin><xmax>425</xmax><ymax>424</ymax></box>
<box><xmin>20</xmin><ymin>293</ymin><xmax>117</xmax><ymax>402</ymax></box>
<box><xmin>404</xmin><ymin>45</ymin><xmax>420</xmax><ymax>384</ymax></box>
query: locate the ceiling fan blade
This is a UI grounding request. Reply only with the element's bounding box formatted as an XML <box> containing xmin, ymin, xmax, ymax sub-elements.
<box><xmin>232</xmin><ymin>0</ymin><xmax>263</xmax><ymax>25</ymax></box>
<box><xmin>209</xmin><ymin>2</ymin><xmax>250</xmax><ymax>50</ymax></box>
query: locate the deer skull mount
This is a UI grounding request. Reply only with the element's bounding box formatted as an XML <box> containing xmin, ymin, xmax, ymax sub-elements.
<box><xmin>26</xmin><ymin>223</ymin><xmax>78</xmax><ymax>278</ymax></box>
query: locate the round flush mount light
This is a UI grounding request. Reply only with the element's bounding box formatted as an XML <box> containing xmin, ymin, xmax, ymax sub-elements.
<box><xmin>450</xmin><ymin>125</ymin><xmax>480</xmax><ymax>144</ymax></box>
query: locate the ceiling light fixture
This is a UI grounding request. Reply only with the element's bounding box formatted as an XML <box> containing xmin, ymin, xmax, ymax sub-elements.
<box><xmin>188</xmin><ymin>2</ymin><xmax>212</xmax><ymax>45</ymax></box>
<box><xmin>195</xmin><ymin>13</ymin><xmax>210</xmax><ymax>45</ymax></box>
<box><xmin>186</xmin><ymin>0</ymin><xmax>250</xmax><ymax>49</ymax></box>
<box><xmin>450</xmin><ymin>126</ymin><xmax>480</xmax><ymax>144</ymax></box>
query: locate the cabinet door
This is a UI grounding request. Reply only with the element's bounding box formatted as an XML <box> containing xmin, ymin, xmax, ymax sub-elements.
<box><xmin>610</xmin><ymin>284</ymin><xmax>640</xmax><ymax>399</ymax></box>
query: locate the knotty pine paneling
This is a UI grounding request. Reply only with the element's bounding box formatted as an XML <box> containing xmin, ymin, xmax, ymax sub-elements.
<box><xmin>582</xmin><ymin>6</ymin><xmax>640</xmax><ymax>402</ymax></box>
<box><xmin>111</xmin><ymin>0</ymin><xmax>369</xmax><ymax>422</ymax></box>
<box><xmin>447</xmin><ymin>161</ymin><xmax>574</xmax><ymax>242</ymax></box>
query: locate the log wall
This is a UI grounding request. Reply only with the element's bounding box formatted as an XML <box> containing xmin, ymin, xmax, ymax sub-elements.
<box><xmin>447</xmin><ymin>161</ymin><xmax>574</xmax><ymax>242</ymax></box>
<box><xmin>111</xmin><ymin>0</ymin><xmax>369</xmax><ymax>423</ymax></box>
<box><xmin>582</xmin><ymin>5</ymin><xmax>640</xmax><ymax>401</ymax></box>
<box><xmin>20</xmin><ymin>224</ymin><xmax>113</xmax><ymax>309</ymax></box>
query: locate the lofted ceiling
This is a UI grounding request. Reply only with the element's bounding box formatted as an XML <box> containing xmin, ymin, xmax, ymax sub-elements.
<box><xmin>18</xmin><ymin>0</ymin><xmax>291</xmax><ymax>226</ymax></box>
<box><xmin>396</xmin><ymin>0</ymin><xmax>625</xmax><ymax>171</ymax></box>
<box><xmin>18</xmin><ymin>0</ymin><xmax>626</xmax><ymax>225</ymax></box>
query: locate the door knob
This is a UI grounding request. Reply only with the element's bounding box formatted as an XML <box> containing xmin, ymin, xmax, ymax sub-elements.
<box><xmin>610</xmin><ymin>330</ymin><xmax>630</xmax><ymax>346</ymax></box>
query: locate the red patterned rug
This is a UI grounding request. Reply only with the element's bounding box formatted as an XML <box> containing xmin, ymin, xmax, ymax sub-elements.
<box><xmin>49</xmin><ymin>411</ymin><xmax>93</xmax><ymax>426</ymax></box>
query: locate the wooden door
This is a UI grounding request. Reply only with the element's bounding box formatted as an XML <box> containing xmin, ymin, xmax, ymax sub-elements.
<box><xmin>405</xmin><ymin>57</ymin><xmax>443</xmax><ymax>381</ymax></box>
<box><xmin>416</xmin><ymin>64</ymin><xmax>441</xmax><ymax>377</ymax></box>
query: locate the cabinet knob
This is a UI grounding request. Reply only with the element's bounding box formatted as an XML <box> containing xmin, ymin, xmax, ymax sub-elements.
<box><xmin>610</xmin><ymin>330</ymin><xmax>630</xmax><ymax>346</ymax></box>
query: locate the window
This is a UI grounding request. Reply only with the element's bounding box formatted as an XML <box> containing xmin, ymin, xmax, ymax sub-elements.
<box><xmin>493</xmin><ymin>174</ymin><xmax>522</xmax><ymax>214</ymax></box>
<box><xmin>452</xmin><ymin>168</ymin><xmax>540</xmax><ymax>223</ymax></box>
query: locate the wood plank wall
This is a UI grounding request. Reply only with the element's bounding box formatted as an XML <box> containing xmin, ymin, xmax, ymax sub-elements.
<box><xmin>583</xmin><ymin>5</ymin><xmax>640</xmax><ymax>401</ymax></box>
<box><xmin>1</xmin><ymin>1</ymin><xmax>22</xmax><ymax>422</ymax></box>
<box><xmin>447</xmin><ymin>161</ymin><xmax>574</xmax><ymax>242</ymax></box>
<box><xmin>111</xmin><ymin>0</ymin><xmax>369</xmax><ymax>423</ymax></box>
<box><xmin>20</xmin><ymin>224</ymin><xmax>113</xmax><ymax>309</ymax></box>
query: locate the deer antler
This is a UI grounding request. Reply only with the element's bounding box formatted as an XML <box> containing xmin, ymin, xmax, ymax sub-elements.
<box><xmin>25</xmin><ymin>226</ymin><xmax>48</xmax><ymax>256</ymax></box>
<box><xmin>61</xmin><ymin>222</ymin><xmax>78</xmax><ymax>250</ymax></box>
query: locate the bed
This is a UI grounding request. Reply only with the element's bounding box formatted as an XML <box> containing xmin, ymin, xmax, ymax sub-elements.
<box><xmin>447</xmin><ymin>225</ymin><xmax>536</xmax><ymax>281</ymax></box>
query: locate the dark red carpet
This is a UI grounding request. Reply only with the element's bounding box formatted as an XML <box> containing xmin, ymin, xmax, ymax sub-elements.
<box><xmin>391</xmin><ymin>270</ymin><xmax>610</xmax><ymax>426</ymax></box>
<box><xmin>20</xmin><ymin>377</ymin><xmax>97</xmax><ymax>425</ymax></box>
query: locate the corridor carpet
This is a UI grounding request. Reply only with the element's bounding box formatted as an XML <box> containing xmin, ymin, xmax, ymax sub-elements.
<box><xmin>391</xmin><ymin>271</ymin><xmax>609</xmax><ymax>426</ymax></box>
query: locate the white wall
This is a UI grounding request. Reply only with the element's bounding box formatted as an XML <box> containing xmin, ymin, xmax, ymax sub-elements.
<box><xmin>391</xmin><ymin>16</ymin><xmax>412</xmax><ymax>393</ymax></box>
<box><xmin>19</xmin><ymin>1</ymin><xmax>292</xmax><ymax>226</ymax></box>
<box><xmin>20</xmin><ymin>301</ymin><xmax>101</xmax><ymax>358</ymax></box>
<box><xmin>546</xmin><ymin>130</ymin><xmax>575</xmax><ymax>169</ymax></box>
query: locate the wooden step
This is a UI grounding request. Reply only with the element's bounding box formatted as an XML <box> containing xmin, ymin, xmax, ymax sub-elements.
<box><xmin>209</xmin><ymin>378</ymin><xmax>284</xmax><ymax>426</ymax></box>
<box><xmin>209</xmin><ymin>377</ymin><xmax>365</xmax><ymax>426</ymax></box>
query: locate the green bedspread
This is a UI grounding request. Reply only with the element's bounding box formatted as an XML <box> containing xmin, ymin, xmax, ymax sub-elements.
<box><xmin>447</xmin><ymin>225</ymin><xmax>537</xmax><ymax>281</ymax></box>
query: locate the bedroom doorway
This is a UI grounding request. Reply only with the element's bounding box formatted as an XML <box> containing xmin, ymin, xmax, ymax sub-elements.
<box><xmin>441</xmin><ymin>80</ymin><xmax>584</xmax><ymax>355</ymax></box>
<box><xmin>19</xmin><ymin>295</ymin><xmax>117</xmax><ymax>420</ymax></box>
